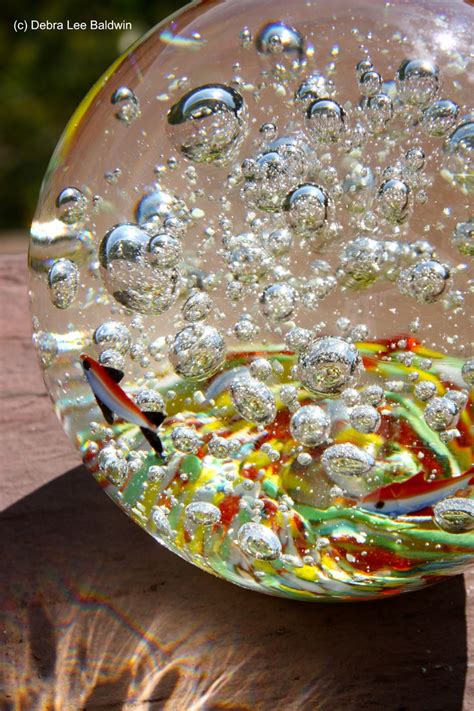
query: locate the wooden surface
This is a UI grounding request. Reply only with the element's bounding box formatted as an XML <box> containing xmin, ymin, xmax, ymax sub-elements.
<box><xmin>1</xmin><ymin>247</ymin><xmax>473</xmax><ymax>711</ymax></box>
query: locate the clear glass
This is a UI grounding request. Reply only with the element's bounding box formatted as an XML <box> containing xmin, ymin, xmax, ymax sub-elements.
<box><xmin>29</xmin><ymin>0</ymin><xmax>474</xmax><ymax>601</ymax></box>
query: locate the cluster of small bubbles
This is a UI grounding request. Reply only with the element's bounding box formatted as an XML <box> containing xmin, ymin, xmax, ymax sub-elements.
<box><xmin>99</xmin><ymin>223</ymin><xmax>180</xmax><ymax>314</ymax></box>
<box><xmin>230</xmin><ymin>374</ymin><xmax>277</xmax><ymax>425</ymax></box>
<box><xmin>135</xmin><ymin>389</ymin><xmax>166</xmax><ymax>413</ymax></box>
<box><xmin>380</xmin><ymin>162</ymin><xmax>404</xmax><ymax>182</ymax></box>
<box><xmin>111</xmin><ymin>86</ymin><xmax>140</xmax><ymax>124</ymax></box>
<box><xmin>33</xmin><ymin>331</ymin><xmax>58</xmax><ymax>369</ymax></box>
<box><xmin>445</xmin><ymin>390</ymin><xmax>468</xmax><ymax>411</ymax></box>
<box><xmin>424</xmin><ymin>396</ymin><xmax>459</xmax><ymax>432</ymax></box>
<box><xmin>224</xmin><ymin>232</ymin><xmax>271</xmax><ymax>282</ymax></box>
<box><xmin>262</xmin><ymin>228</ymin><xmax>293</xmax><ymax>256</ymax></box>
<box><xmin>151</xmin><ymin>506</ymin><xmax>172</xmax><ymax>537</ymax></box>
<box><xmin>341</xmin><ymin>387</ymin><xmax>360</xmax><ymax>406</ymax></box>
<box><xmin>443</xmin><ymin>117</ymin><xmax>474</xmax><ymax>193</ymax></box>
<box><xmin>302</xmin><ymin>260</ymin><xmax>337</xmax><ymax>305</ymax></box>
<box><xmin>364</xmin><ymin>92</ymin><xmax>394</xmax><ymax>132</ymax></box>
<box><xmin>418</xmin><ymin>357</ymin><xmax>433</xmax><ymax>371</ymax></box>
<box><xmin>306</xmin><ymin>99</ymin><xmax>345</xmax><ymax>143</ymax></box>
<box><xmin>462</xmin><ymin>358</ymin><xmax>474</xmax><ymax>387</ymax></box>
<box><xmin>99</xmin><ymin>349</ymin><xmax>125</xmax><ymax>371</ymax></box>
<box><xmin>260</xmin><ymin>443</ymin><xmax>280</xmax><ymax>461</ymax></box>
<box><xmin>130</xmin><ymin>343</ymin><xmax>146</xmax><ymax>362</ymax></box>
<box><xmin>397</xmin><ymin>260</ymin><xmax>450</xmax><ymax>304</ymax></box>
<box><xmin>189</xmin><ymin>267</ymin><xmax>219</xmax><ymax>294</ymax></box>
<box><xmin>302</xmin><ymin>276</ymin><xmax>336</xmax><ymax>305</ymax></box>
<box><xmin>128</xmin><ymin>317</ymin><xmax>147</xmax><ymax>336</ymax></box>
<box><xmin>270</xmin><ymin>135</ymin><xmax>309</xmax><ymax>176</ymax></box>
<box><xmin>408</xmin><ymin>240</ymin><xmax>436</xmax><ymax>263</ymax></box>
<box><xmin>376</xmin><ymin>178</ymin><xmax>411</xmax><ymax>224</ymax></box>
<box><xmin>385</xmin><ymin>379</ymin><xmax>407</xmax><ymax>393</ymax></box>
<box><xmin>241</xmin><ymin>137</ymin><xmax>308</xmax><ymax>212</ymax></box>
<box><xmin>289</xmin><ymin>404</ymin><xmax>331</xmax><ymax>446</ymax></box>
<box><xmin>342</xmin><ymin>163</ymin><xmax>375</xmax><ymax>213</ymax></box>
<box><xmin>56</xmin><ymin>187</ymin><xmax>87</xmax><ymax>224</ymax></box>
<box><xmin>285</xmin><ymin>326</ymin><xmax>313</xmax><ymax>352</ymax></box>
<box><xmin>208</xmin><ymin>435</ymin><xmax>239</xmax><ymax>459</ymax></box>
<box><xmin>295</xmin><ymin>73</ymin><xmax>335</xmax><ymax>106</ymax></box>
<box><xmin>225</xmin><ymin>279</ymin><xmax>244</xmax><ymax>302</ymax></box>
<box><xmin>320</xmin><ymin>165</ymin><xmax>338</xmax><ymax>186</ymax></box>
<box><xmin>237</xmin><ymin>521</ymin><xmax>282</xmax><ymax>560</ymax></box>
<box><xmin>127</xmin><ymin>451</ymin><xmax>146</xmax><ymax>475</ymax></box>
<box><xmin>185</xmin><ymin>501</ymin><xmax>221</xmax><ymax>526</ymax></box>
<box><xmin>321</xmin><ymin>443</ymin><xmax>375</xmax><ymax>493</ymax></box>
<box><xmin>234</xmin><ymin>314</ymin><xmax>259</xmax><ymax>341</ymax></box>
<box><xmin>350</xmin><ymin>324</ymin><xmax>369</xmax><ymax>342</ymax></box>
<box><xmin>273</xmin><ymin>264</ymin><xmax>298</xmax><ymax>285</ymax></box>
<box><xmin>135</xmin><ymin>189</ymin><xmax>185</xmax><ymax>233</ymax></box>
<box><xmin>348</xmin><ymin>121</ymin><xmax>367</xmax><ymax>151</ymax></box>
<box><xmin>443</xmin><ymin>289</ymin><xmax>464</xmax><ymax>314</ymax></box>
<box><xmin>249</xmin><ymin>358</ymin><xmax>273</xmax><ymax>381</ymax></box>
<box><xmin>167</xmin><ymin>84</ymin><xmax>247</xmax><ymax>164</ymax></box>
<box><xmin>182</xmin><ymin>290</ymin><xmax>213</xmax><ymax>322</ymax></box>
<box><xmin>414</xmin><ymin>380</ymin><xmax>437</xmax><ymax>401</ymax></box>
<box><xmin>336</xmin><ymin>317</ymin><xmax>351</xmax><ymax>334</ymax></box>
<box><xmin>356</xmin><ymin>57</ymin><xmax>374</xmax><ymax>79</ymax></box>
<box><xmin>358</xmin><ymin>69</ymin><xmax>382</xmax><ymax>98</ymax></box>
<box><xmin>279</xmin><ymin>384</ymin><xmax>299</xmax><ymax>409</ymax></box>
<box><xmin>396</xmin><ymin>59</ymin><xmax>439</xmax><ymax>107</ymax></box>
<box><xmin>405</xmin><ymin>147</ymin><xmax>425</xmax><ymax>172</ymax></box>
<box><xmin>171</xmin><ymin>425</ymin><xmax>202</xmax><ymax>453</ymax></box>
<box><xmin>141</xmin><ymin>461</ymin><xmax>166</xmax><ymax>488</ymax></box>
<box><xmin>148</xmin><ymin>233</ymin><xmax>182</xmax><ymax>268</ymax></box>
<box><xmin>361</xmin><ymin>384</ymin><xmax>385</xmax><ymax>406</ymax></box>
<box><xmin>421</xmin><ymin>99</ymin><xmax>459</xmax><ymax>137</ymax></box>
<box><xmin>260</xmin><ymin>282</ymin><xmax>297</xmax><ymax>321</ymax></box>
<box><xmin>298</xmin><ymin>336</ymin><xmax>363</xmax><ymax>395</ymax></box>
<box><xmin>169</xmin><ymin>323</ymin><xmax>225</xmax><ymax>380</ymax></box>
<box><xmin>433</xmin><ymin>498</ymin><xmax>474</xmax><ymax>534</ymax></box>
<box><xmin>98</xmin><ymin>446</ymin><xmax>128</xmax><ymax>485</ymax></box>
<box><xmin>168</xmin><ymin>214</ymin><xmax>190</xmax><ymax>238</ymax></box>
<box><xmin>337</xmin><ymin>236</ymin><xmax>386</xmax><ymax>288</ymax></box>
<box><xmin>397</xmin><ymin>351</ymin><xmax>414</xmax><ymax>367</ymax></box>
<box><xmin>93</xmin><ymin>321</ymin><xmax>131</xmax><ymax>354</ymax></box>
<box><xmin>255</xmin><ymin>21</ymin><xmax>304</xmax><ymax>60</ymax></box>
<box><xmin>350</xmin><ymin>404</ymin><xmax>381</xmax><ymax>433</ymax></box>
<box><xmin>47</xmin><ymin>258</ymin><xmax>79</xmax><ymax>309</ymax></box>
<box><xmin>451</xmin><ymin>219</ymin><xmax>474</xmax><ymax>256</ymax></box>
<box><xmin>284</xmin><ymin>183</ymin><xmax>329</xmax><ymax>237</ymax></box>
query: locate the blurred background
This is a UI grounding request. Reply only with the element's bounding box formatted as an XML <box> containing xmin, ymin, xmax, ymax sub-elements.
<box><xmin>1</xmin><ymin>0</ymin><xmax>187</xmax><ymax>237</ymax></box>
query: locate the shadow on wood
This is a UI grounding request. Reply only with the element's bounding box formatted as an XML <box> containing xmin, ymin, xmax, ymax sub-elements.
<box><xmin>0</xmin><ymin>466</ymin><xmax>467</xmax><ymax>710</ymax></box>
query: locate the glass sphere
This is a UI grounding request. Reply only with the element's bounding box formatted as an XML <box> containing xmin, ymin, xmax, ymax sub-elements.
<box><xmin>29</xmin><ymin>0</ymin><xmax>474</xmax><ymax>602</ymax></box>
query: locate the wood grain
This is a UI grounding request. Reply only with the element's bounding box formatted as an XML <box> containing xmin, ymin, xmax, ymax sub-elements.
<box><xmin>1</xmin><ymin>250</ymin><xmax>473</xmax><ymax>710</ymax></box>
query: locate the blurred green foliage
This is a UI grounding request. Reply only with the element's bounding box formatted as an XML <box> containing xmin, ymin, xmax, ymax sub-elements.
<box><xmin>1</xmin><ymin>0</ymin><xmax>187</xmax><ymax>229</ymax></box>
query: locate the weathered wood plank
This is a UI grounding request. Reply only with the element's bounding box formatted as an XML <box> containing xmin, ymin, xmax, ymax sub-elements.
<box><xmin>1</xmin><ymin>252</ymin><xmax>473</xmax><ymax>710</ymax></box>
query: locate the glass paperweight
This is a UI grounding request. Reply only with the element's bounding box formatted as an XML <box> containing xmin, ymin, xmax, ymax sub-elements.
<box><xmin>29</xmin><ymin>0</ymin><xmax>474</xmax><ymax>601</ymax></box>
